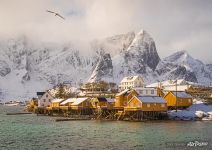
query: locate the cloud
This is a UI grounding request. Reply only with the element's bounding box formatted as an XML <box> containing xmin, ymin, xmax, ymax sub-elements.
<box><xmin>0</xmin><ymin>0</ymin><xmax>211</xmax><ymax>63</ymax></box>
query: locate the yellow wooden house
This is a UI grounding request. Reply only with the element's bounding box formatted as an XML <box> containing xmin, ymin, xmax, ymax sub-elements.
<box><xmin>125</xmin><ymin>96</ymin><xmax>167</xmax><ymax>112</ymax></box>
<box><xmin>115</xmin><ymin>89</ymin><xmax>138</xmax><ymax>109</ymax></box>
<box><xmin>90</xmin><ymin>97</ymin><xmax>115</xmax><ymax>109</ymax></box>
<box><xmin>50</xmin><ymin>98</ymin><xmax>65</xmax><ymax>110</ymax></box>
<box><xmin>163</xmin><ymin>91</ymin><xmax>192</xmax><ymax>109</ymax></box>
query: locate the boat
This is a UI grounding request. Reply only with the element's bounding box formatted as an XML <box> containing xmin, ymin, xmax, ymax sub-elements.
<box><xmin>202</xmin><ymin>117</ymin><xmax>212</xmax><ymax>121</ymax></box>
<box><xmin>4</xmin><ymin>101</ymin><xmax>21</xmax><ymax>106</ymax></box>
<box><xmin>0</xmin><ymin>100</ymin><xmax>4</xmax><ymax>105</ymax></box>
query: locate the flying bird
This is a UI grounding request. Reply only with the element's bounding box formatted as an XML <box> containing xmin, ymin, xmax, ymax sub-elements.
<box><xmin>46</xmin><ymin>10</ymin><xmax>65</xmax><ymax>20</ymax></box>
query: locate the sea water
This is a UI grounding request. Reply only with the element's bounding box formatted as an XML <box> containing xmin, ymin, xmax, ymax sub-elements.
<box><xmin>0</xmin><ymin>106</ymin><xmax>211</xmax><ymax>150</ymax></box>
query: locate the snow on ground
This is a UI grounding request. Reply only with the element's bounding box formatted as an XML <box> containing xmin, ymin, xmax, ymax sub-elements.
<box><xmin>168</xmin><ymin>99</ymin><xmax>212</xmax><ymax>121</ymax></box>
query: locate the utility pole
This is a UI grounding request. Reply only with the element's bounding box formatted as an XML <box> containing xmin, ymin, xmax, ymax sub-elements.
<box><xmin>175</xmin><ymin>79</ymin><xmax>178</xmax><ymax>112</ymax></box>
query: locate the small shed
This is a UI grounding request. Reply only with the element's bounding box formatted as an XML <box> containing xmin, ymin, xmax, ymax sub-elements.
<box><xmin>164</xmin><ymin>91</ymin><xmax>192</xmax><ymax>109</ymax></box>
<box><xmin>90</xmin><ymin>97</ymin><xmax>108</xmax><ymax>108</ymax></box>
<box><xmin>125</xmin><ymin>96</ymin><xmax>167</xmax><ymax>112</ymax></box>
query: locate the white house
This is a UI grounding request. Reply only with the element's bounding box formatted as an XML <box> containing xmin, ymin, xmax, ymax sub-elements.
<box><xmin>119</xmin><ymin>76</ymin><xmax>144</xmax><ymax>90</ymax></box>
<box><xmin>37</xmin><ymin>91</ymin><xmax>54</xmax><ymax>107</ymax></box>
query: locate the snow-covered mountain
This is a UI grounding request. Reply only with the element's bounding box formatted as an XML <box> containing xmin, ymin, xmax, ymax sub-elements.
<box><xmin>90</xmin><ymin>30</ymin><xmax>160</xmax><ymax>83</ymax></box>
<box><xmin>155</xmin><ymin>51</ymin><xmax>212</xmax><ymax>83</ymax></box>
<box><xmin>0</xmin><ymin>30</ymin><xmax>211</xmax><ymax>100</ymax></box>
<box><xmin>90</xmin><ymin>31</ymin><xmax>212</xmax><ymax>85</ymax></box>
<box><xmin>0</xmin><ymin>37</ymin><xmax>98</xmax><ymax>100</ymax></box>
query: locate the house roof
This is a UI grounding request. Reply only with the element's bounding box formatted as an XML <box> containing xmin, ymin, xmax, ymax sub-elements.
<box><xmin>116</xmin><ymin>89</ymin><xmax>130</xmax><ymax>96</ymax></box>
<box><xmin>97</xmin><ymin>97</ymin><xmax>107</xmax><ymax>102</ymax></box>
<box><xmin>137</xmin><ymin>96</ymin><xmax>166</xmax><ymax>103</ymax></box>
<box><xmin>37</xmin><ymin>92</ymin><xmax>45</xmax><ymax>99</ymax></box>
<box><xmin>171</xmin><ymin>91</ymin><xmax>192</xmax><ymax>98</ymax></box>
<box><xmin>60</xmin><ymin>98</ymin><xmax>77</xmax><ymax>105</ymax></box>
<box><xmin>121</xmin><ymin>76</ymin><xmax>142</xmax><ymax>83</ymax></box>
<box><xmin>37</xmin><ymin>92</ymin><xmax>45</xmax><ymax>96</ymax></box>
<box><xmin>51</xmin><ymin>98</ymin><xmax>64</xmax><ymax>103</ymax></box>
<box><xmin>71</xmin><ymin>97</ymin><xmax>89</xmax><ymax>105</ymax></box>
<box><xmin>116</xmin><ymin>89</ymin><xmax>138</xmax><ymax>97</ymax></box>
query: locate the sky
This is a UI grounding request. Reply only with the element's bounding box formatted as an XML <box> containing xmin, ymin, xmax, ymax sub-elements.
<box><xmin>0</xmin><ymin>0</ymin><xmax>211</xmax><ymax>63</ymax></box>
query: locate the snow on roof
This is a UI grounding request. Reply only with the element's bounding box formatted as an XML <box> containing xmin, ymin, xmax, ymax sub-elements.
<box><xmin>146</xmin><ymin>79</ymin><xmax>199</xmax><ymax>88</ymax></box>
<box><xmin>116</xmin><ymin>89</ymin><xmax>130</xmax><ymax>96</ymax></box>
<box><xmin>121</xmin><ymin>76</ymin><xmax>142</xmax><ymax>83</ymax></box>
<box><xmin>51</xmin><ymin>98</ymin><xmax>64</xmax><ymax>103</ymax></box>
<box><xmin>137</xmin><ymin>96</ymin><xmax>166</xmax><ymax>103</ymax></box>
<box><xmin>60</xmin><ymin>98</ymin><xmax>77</xmax><ymax>105</ymax></box>
<box><xmin>172</xmin><ymin>91</ymin><xmax>192</xmax><ymax>98</ymax></box>
<box><xmin>71</xmin><ymin>97</ymin><xmax>89</xmax><ymax>105</ymax></box>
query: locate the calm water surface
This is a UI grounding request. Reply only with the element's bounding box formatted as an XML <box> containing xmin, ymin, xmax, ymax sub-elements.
<box><xmin>0</xmin><ymin>106</ymin><xmax>211</xmax><ymax>150</ymax></box>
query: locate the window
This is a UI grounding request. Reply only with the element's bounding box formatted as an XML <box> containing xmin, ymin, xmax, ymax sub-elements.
<box><xmin>140</xmin><ymin>90</ymin><xmax>143</xmax><ymax>94</ymax></box>
<box><xmin>161</xmin><ymin>104</ymin><xmax>165</xmax><ymax>107</ymax></box>
<box><xmin>49</xmin><ymin>99</ymin><xmax>51</xmax><ymax>102</ymax></box>
<box><xmin>46</xmin><ymin>94</ymin><xmax>48</xmax><ymax>98</ymax></box>
<box><xmin>43</xmin><ymin>99</ymin><xmax>46</xmax><ymax>102</ymax></box>
<box><xmin>147</xmin><ymin>104</ymin><xmax>150</xmax><ymax>108</ymax></box>
<box><xmin>151</xmin><ymin>90</ymin><xmax>154</xmax><ymax>94</ymax></box>
<box><xmin>146</xmin><ymin>90</ymin><xmax>148</xmax><ymax>94</ymax></box>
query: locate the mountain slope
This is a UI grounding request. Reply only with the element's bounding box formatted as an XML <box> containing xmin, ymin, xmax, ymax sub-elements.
<box><xmin>0</xmin><ymin>38</ymin><xmax>97</xmax><ymax>100</ymax></box>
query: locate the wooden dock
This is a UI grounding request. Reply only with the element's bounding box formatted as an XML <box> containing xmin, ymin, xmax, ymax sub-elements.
<box><xmin>55</xmin><ymin>118</ymin><xmax>91</xmax><ymax>122</ymax></box>
<box><xmin>6</xmin><ymin>112</ymin><xmax>32</xmax><ymax>115</ymax></box>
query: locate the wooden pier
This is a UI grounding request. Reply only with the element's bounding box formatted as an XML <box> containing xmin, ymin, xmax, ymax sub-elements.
<box><xmin>6</xmin><ymin>112</ymin><xmax>32</xmax><ymax>115</ymax></box>
<box><xmin>55</xmin><ymin>117</ymin><xmax>91</xmax><ymax>122</ymax></box>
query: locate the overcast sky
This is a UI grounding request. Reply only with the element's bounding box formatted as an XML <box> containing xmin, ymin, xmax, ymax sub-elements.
<box><xmin>0</xmin><ymin>0</ymin><xmax>211</xmax><ymax>63</ymax></box>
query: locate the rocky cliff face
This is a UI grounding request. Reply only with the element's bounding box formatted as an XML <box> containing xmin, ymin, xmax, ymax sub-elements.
<box><xmin>89</xmin><ymin>53</ymin><xmax>113</xmax><ymax>82</ymax></box>
<box><xmin>125</xmin><ymin>30</ymin><xmax>160</xmax><ymax>71</ymax></box>
<box><xmin>0</xmin><ymin>60</ymin><xmax>11</xmax><ymax>76</ymax></box>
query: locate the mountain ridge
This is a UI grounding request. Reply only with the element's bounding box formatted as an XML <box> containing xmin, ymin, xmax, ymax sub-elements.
<box><xmin>0</xmin><ymin>30</ymin><xmax>211</xmax><ymax>100</ymax></box>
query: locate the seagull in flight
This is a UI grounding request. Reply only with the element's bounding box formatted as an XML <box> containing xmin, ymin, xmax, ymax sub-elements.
<box><xmin>46</xmin><ymin>10</ymin><xmax>65</xmax><ymax>20</ymax></box>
